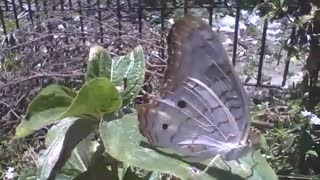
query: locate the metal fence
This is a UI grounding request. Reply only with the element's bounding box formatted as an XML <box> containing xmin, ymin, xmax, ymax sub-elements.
<box><xmin>0</xmin><ymin>0</ymin><xmax>296</xmax><ymax>89</ymax></box>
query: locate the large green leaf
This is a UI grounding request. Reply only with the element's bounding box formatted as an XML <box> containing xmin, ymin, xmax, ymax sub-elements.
<box><xmin>73</xmin><ymin>144</ymin><xmax>114</xmax><ymax>180</ymax></box>
<box><xmin>86</xmin><ymin>45</ymin><xmax>112</xmax><ymax>81</ymax></box>
<box><xmin>14</xmin><ymin>78</ymin><xmax>122</xmax><ymax>139</ymax></box>
<box><xmin>15</xmin><ymin>107</ymin><xmax>68</xmax><ymax>139</ymax></box>
<box><xmin>100</xmin><ymin>112</ymin><xmax>278</xmax><ymax>180</ymax></box>
<box><xmin>14</xmin><ymin>85</ymin><xmax>77</xmax><ymax>139</ymax></box>
<box><xmin>112</xmin><ymin>45</ymin><xmax>145</xmax><ymax>105</ymax></box>
<box><xmin>37</xmin><ymin>117</ymin><xmax>96</xmax><ymax>180</ymax></box>
<box><xmin>26</xmin><ymin>85</ymin><xmax>77</xmax><ymax>116</ymax></box>
<box><xmin>61</xmin><ymin>77</ymin><xmax>122</xmax><ymax>120</ymax></box>
<box><xmin>85</xmin><ymin>45</ymin><xmax>145</xmax><ymax>105</ymax></box>
<box><xmin>45</xmin><ymin>119</ymin><xmax>97</xmax><ymax>173</ymax></box>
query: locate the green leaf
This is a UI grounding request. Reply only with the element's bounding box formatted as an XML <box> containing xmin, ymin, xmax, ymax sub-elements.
<box><xmin>100</xmin><ymin>112</ymin><xmax>277</xmax><ymax>180</ymax></box>
<box><xmin>26</xmin><ymin>85</ymin><xmax>77</xmax><ymax>116</ymax></box>
<box><xmin>46</xmin><ymin>120</ymin><xmax>98</xmax><ymax>173</ymax></box>
<box><xmin>86</xmin><ymin>45</ymin><xmax>112</xmax><ymax>81</ymax></box>
<box><xmin>62</xmin><ymin>77</ymin><xmax>122</xmax><ymax>120</ymax></box>
<box><xmin>14</xmin><ymin>85</ymin><xmax>76</xmax><ymax>139</ymax></box>
<box><xmin>19</xmin><ymin>167</ymin><xmax>79</xmax><ymax>180</ymax></box>
<box><xmin>73</xmin><ymin>144</ymin><xmax>113</xmax><ymax>180</ymax></box>
<box><xmin>306</xmin><ymin>150</ymin><xmax>318</xmax><ymax>157</ymax></box>
<box><xmin>85</xmin><ymin>45</ymin><xmax>145</xmax><ymax>105</ymax></box>
<box><xmin>111</xmin><ymin>45</ymin><xmax>145</xmax><ymax>105</ymax></box>
<box><xmin>37</xmin><ymin>117</ymin><xmax>96</xmax><ymax>180</ymax></box>
<box><xmin>122</xmin><ymin>166</ymin><xmax>142</xmax><ymax>180</ymax></box>
<box><xmin>144</xmin><ymin>172</ymin><xmax>162</xmax><ymax>180</ymax></box>
<box><xmin>15</xmin><ymin>107</ymin><xmax>68</xmax><ymax>139</ymax></box>
<box><xmin>14</xmin><ymin>78</ymin><xmax>122</xmax><ymax>139</ymax></box>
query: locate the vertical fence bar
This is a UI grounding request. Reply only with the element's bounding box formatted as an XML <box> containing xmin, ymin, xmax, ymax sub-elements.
<box><xmin>12</xmin><ymin>0</ymin><xmax>20</xmax><ymax>29</ymax></box>
<box><xmin>61</xmin><ymin>0</ymin><xmax>68</xmax><ymax>44</ymax></box>
<box><xmin>0</xmin><ymin>6</ymin><xmax>9</xmax><ymax>45</ymax></box>
<box><xmin>232</xmin><ymin>4</ymin><xmax>241</xmax><ymax>66</ymax></box>
<box><xmin>282</xmin><ymin>26</ymin><xmax>296</xmax><ymax>86</ymax></box>
<box><xmin>26</xmin><ymin>0</ymin><xmax>34</xmax><ymax>24</ymax></box>
<box><xmin>34</xmin><ymin>0</ymin><xmax>39</xmax><ymax>11</ymax></box>
<box><xmin>127</xmin><ymin>0</ymin><xmax>131</xmax><ymax>9</ymax></box>
<box><xmin>34</xmin><ymin>0</ymin><xmax>40</xmax><ymax>20</ymax></box>
<box><xmin>52</xmin><ymin>0</ymin><xmax>57</xmax><ymax>11</ymax></box>
<box><xmin>97</xmin><ymin>0</ymin><xmax>103</xmax><ymax>43</ymax></box>
<box><xmin>257</xmin><ymin>19</ymin><xmax>268</xmax><ymax>85</ymax></box>
<box><xmin>4</xmin><ymin>0</ymin><xmax>9</xmax><ymax>11</ymax></box>
<box><xmin>138</xmin><ymin>0</ymin><xmax>143</xmax><ymax>39</ymax></box>
<box><xmin>42</xmin><ymin>0</ymin><xmax>48</xmax><ymax>15</ymax></box>
<box><xmin>86</xmin><ymin>0</ymin><xmax>91</xmax><ymax>16</ymax></box>
<box><xmin>107</xmin><ymin>0</ymin><xmax>111</xmax><ymax>8</ymax></box>
<box><xmin>78</xmin><ymin>0</ymin><xmax>85</xmax><ymax>44</ymax></box>
<box><xmin>184</xmin><ymin>0</ymin><xmax>188</xmax><ymax>15</ymax></box>
<box><xmin>18</xmin><ymin>0</ymin><xmax>23</xmax><ymax>11</ymax></box>
<box><xmin>116</xmin><ymin>0</ymin><xmax>122</xmax><ymax>36</ymax></box>
<box><xmin>69</xmin><ymin>0</ymin><xmax>73</xmax><ymax>9</ymax></box>
<box><xmin>60</xmin><ymin>0</ymin><xmax>65</xmax><ymax>10</ymax></box>
<box><xmin>208</xmin><ymin>0</ymin><xmax>214</xmax><ymax>26</ymax></box>
<box><xmin>43</xmin><ymin>0</ymin><xmax>47</xmax><ymax>15</ymax></box>
<box><xmin>160</xmin><ymin>0</ymin><xmax>166</xmax><ymax>59</ymax></box>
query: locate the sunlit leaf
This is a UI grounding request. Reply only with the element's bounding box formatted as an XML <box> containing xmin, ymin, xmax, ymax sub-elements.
<box><xmin>46</xmin><ymin>120</ymin><xmax>97</xmax><ymax>173</ymax></box>
<box><xmin>306</xmin><ymin>150</ymin><xmax>318</xmax><ymax>157</ymax></box>
<box><xmin>15</xmin><ymin>107</ymin><xmax>67</xmax><ymax>139</ymax></box>
<box><xmin>100</xmin><ymin>112</ymin><xmax>277</xmax><ymax>180</ymax></box>
<box><xmin>37</xmin><ymin>117</ymin><xmax>96</xmax><ymax>180</ymax></box>
<box><xmin>14</xmin><ymin>85</ymin><xmax>76</xmax><ymax>139</ymax></box>
<box><xmin>73</xmin><ymin>144</ymin><xmax>113</xmax><ymax>180</ymax></box>
<box><xmin>85</xmin><ymin>45</ymin><xmax>145</xmax><ymax>105</ymax></box>
<box><xmin>62</xmin><ymin>77</ymin><xmax>122</xmax><ymax>120</ymax></box>
<box><xmin>86</xmin><ymin>45</ymin><xmax>112</xmax><ymax>81</ymax></box>
<box><xmin>111</xmin><ymin>45</ymin><xmax>145</xmax><ymax>105</ymax></box>
<box><xmin>14</xmin><ymin>78</ymin><xmax>122</xmax><ymax>139</ymax></box>
<box><xmin>26</xmin><ymin>85</ymin><xmax>76</xmax><ymax>116</ymax></box>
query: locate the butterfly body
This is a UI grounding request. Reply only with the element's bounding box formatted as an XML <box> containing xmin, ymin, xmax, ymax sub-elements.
<box><xmin>137</xmin><ymin>15</ymin><xmax>252</xmax><ymax>162</ymax></box>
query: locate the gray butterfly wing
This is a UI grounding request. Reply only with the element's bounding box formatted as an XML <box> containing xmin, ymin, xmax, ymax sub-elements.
<box><xmin>165</xmin><ymin>15</ymin><xmax>251</xmax><ymax>141</ymax></box>
<box><xmin>158</xmin><ymin>78</ymin><xmax>247</xmax><ymax>160</ymax></box>
<box><xmin>137</xmin><ymin>15</ymin><xmax>251</xmax><ymax>161</ymax></box>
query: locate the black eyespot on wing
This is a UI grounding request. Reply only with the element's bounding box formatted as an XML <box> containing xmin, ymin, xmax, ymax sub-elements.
<box><xmin>177</xmin><ymin>100</ymin><xmax>187</xmax><ymax>108</ymax></box>
<box><xmin>162</xmin><ymin>124</ymin><xmax>168</xmax><ymax>130</ymax></box>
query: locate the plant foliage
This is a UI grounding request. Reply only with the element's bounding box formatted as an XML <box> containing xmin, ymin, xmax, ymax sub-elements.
<box><xmin>15</xmin><ymin>45</ymin><xmax>277</xmax><ymax>180</ymax></box>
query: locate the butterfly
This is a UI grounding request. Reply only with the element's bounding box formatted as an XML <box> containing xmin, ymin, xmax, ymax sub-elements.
<box><xmin>137</xmin><ymin>15</ymin><xmax>253</xmax><ymax>163</ymax></box>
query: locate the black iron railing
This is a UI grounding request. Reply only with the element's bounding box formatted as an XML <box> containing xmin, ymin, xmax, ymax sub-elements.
<box><xmin>0</xmin><ymin>0</ymin><xmax>296</xmax><ymax>88</ymax></box>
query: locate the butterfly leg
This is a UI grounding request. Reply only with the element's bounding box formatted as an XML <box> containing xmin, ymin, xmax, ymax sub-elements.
<box><xmin>203</xmin><ymin>154</ymin><xmax>221</xmax><ymax>173</ymax></box>
<box><xmin>194</xmin><ymin>154</ymin><xmax>222</xmax><ymax>176</ymax></box>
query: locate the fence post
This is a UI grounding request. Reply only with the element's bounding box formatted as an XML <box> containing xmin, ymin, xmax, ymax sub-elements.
<box><xmin>97</xmin><ymin>0</ymin><xmax>103</xmax><ymax>43</ymax></box>
<box><xmin>26</xmin><ymin>0</ymin><xmax>33</xmax><ymax>25</ymax></box>
<box><xmin>282</xmin><ymin>26</ymin><xmax>296</xmax><ymax>86</ymax></box>
<box><xmin>12</xmin><ymin>0</ymin><xmax>20</xmax><ymax>29</ymax></box>
<box><xmin>138</xmin><ymin>0</ymin><xmax>143</xmax><ymax>39</ymax></box>
<box><xmin>257</xmin><ymin>19</ymin><xmax>268</xmax><ymax>86</ymax></box>
<box><xmin>232</xmin><ymin>3</ymin><xmax>241</xmax><ymax>66</ymax></box>
<box><xmin>77</xmin><ymin>0</ymin><xmax>86</xmax><ymax>44</ymax></box>
<box><xmin>116</xmin><ymin>0</ymin><xmax>122</xmax><ymax>36</ymax></box>
<box><xmin>0</xmin><ymin>6</ymin><xmax>8</xmax><ymax>45</ymax></box>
